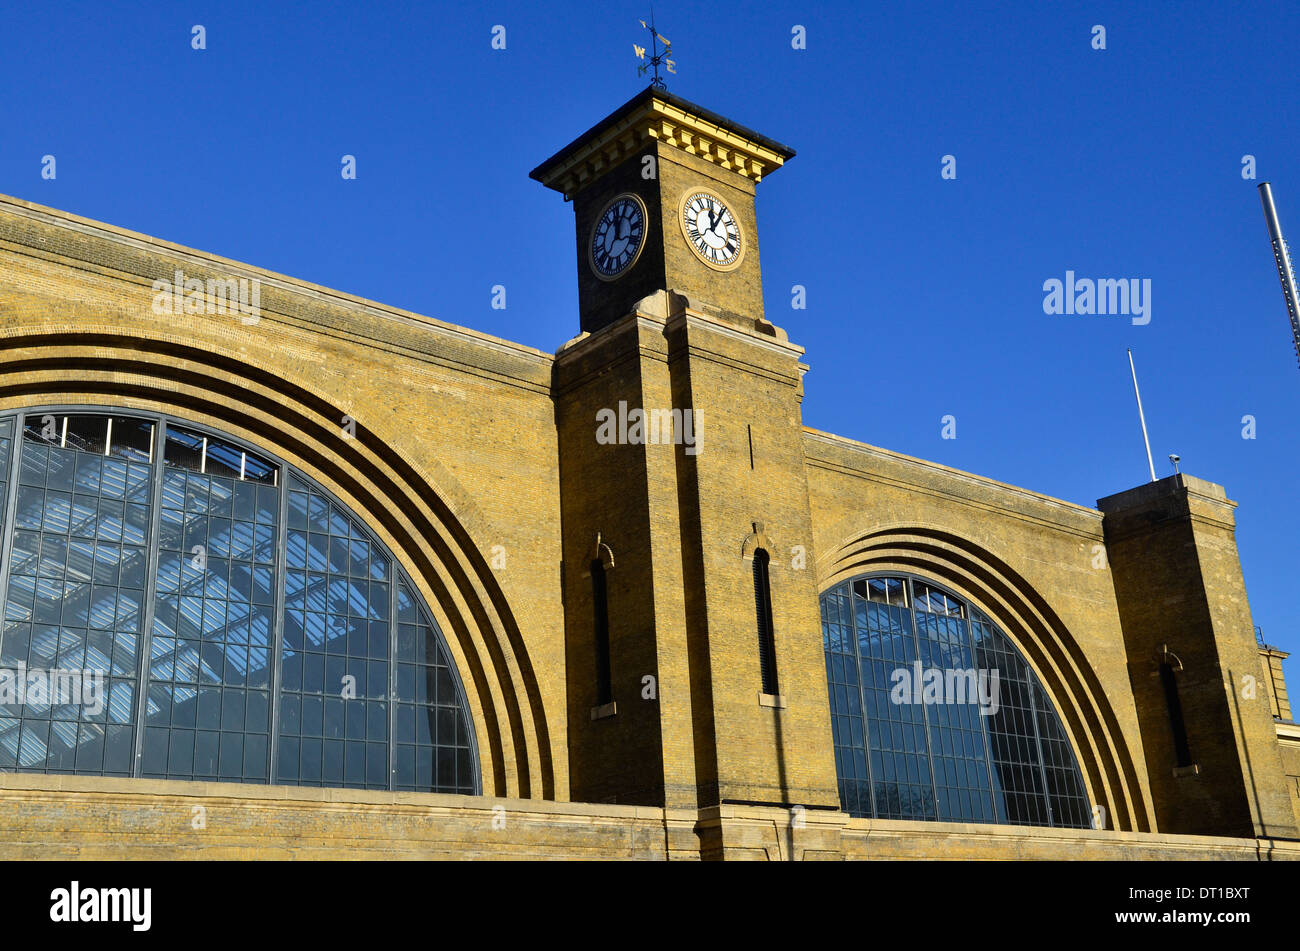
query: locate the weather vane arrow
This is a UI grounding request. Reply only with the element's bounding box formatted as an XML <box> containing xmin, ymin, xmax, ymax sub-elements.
<box><xmin>633</xmin><ymin>11</ymin><xmax>675</xmax><ymax>89</ymax></box>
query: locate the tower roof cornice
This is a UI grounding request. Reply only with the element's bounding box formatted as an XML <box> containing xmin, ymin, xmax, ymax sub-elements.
<box><xmin>529</xmin><ymin>88</ymin><xmax>795</xmax><ymax>198</ymax></box>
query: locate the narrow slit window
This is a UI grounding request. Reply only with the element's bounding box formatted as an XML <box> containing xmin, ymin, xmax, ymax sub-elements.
<box><xmin>753</xmin><ymin>549</ymin><xmax>779</xmax><ymax>695</ymax></box>
<box><xmin>592</xmin><ymin>559</ymin><xmax>612</xmax><ymax>706</ymax></box>
<box><xmin>1159</xmin><ymin>663</ymin><xmax>1193</xmax><ymax>768</ymax></box>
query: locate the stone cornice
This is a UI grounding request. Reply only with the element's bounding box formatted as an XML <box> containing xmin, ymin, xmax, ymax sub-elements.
<box><xmin>530</xmin><ymin>89</ymin><xmax>795</xmax><ymax>198</ymax></box>
<box><xmin>802</xmin><ymin>428</ymin><xmax>1107</xmax><ymax>533</ymax></box>
<box><xmin>1275</xmin><ymin>720</ymin><xmax>1300</xmax><ymax>742</ymax></box>
<box><xmin>667</xmin><ymin>311</ymin><xmax>806</xmax><ymax>360</ymax></box>
<box><xmin>0</xmin><ymin>193</ymin><xmax>556</xmax><ymax>393</ymax></box>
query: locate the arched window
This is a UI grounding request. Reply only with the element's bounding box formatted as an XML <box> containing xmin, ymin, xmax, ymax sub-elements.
<box><xmin>821</xmin><ymin>573</ymin><xmax>1090</xmax><ymax>827</ymax></box>
<box><xmin>1158</xmin><ymin>658</ymin><xmax>1193</xmax><ymax>769</ymax></box>
<box><xmin>753</xmin><ymin>548</ymin><xmax>778</xmax><ymax>696</ymax></box>
<box><xmin>0</xmin><ymin>408</ymin><xmax>479</xmax><ymax>794</ymax></box>
<box><xmin>591</xmin><ymin>557</ymin><xmax>611</xmax><ymax>707</ymax></box>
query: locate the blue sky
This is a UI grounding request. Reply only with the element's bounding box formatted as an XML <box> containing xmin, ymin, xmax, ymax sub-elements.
<box><xmin>3</xmin><ymin>1</ymin><xmax>1299</xmax><ymax>661</ymax></box>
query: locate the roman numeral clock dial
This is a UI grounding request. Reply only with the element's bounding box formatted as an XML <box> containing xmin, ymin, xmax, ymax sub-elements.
<box><xmin>680</xmin><ymin>189</ymin><xmax>744</xmax><ymax>271</ymax></box>
<box><xmin>589</xmin><ymin>193</ymin><xmax>648</xmax><ymax>280</ymax></box>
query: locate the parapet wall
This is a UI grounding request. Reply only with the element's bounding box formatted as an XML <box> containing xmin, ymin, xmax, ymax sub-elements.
<box><xmin>2</xmin><ymin>775</ymin><xmax>1295</xmax><ymax>860</ymax></box>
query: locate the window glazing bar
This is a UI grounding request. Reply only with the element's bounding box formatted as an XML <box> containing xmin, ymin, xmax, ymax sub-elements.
<box><xmin>1028</xmin><ymin>684</ymin><xmax>1055</xmax><ymax>826</ymax></box>
<box><xmin>131</xmin><ymin>413</ymin><xmax>169</xmax><ymax>778</ymax></box>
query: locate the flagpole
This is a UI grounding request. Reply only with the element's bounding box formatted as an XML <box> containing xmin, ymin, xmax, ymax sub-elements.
<box><xmin>1257</xmin><ymin>182</ymin><xmax>1300</xmax><ymax>368</ymax></box>
<box><xmin>1127</xmin><ymin>349</ymin><xmax>1157</xmax><ymax>483</ymax></box>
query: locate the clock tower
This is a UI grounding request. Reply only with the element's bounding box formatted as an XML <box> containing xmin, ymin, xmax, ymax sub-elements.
<box><xmin>530</xmin><ymin>87</ymin><xmax>795</xmax><ymax>334</ymax></box>
<box><xmin>538</xmin><ymin>87</ymin><xmax>841</xmax><ymax>849</ymax></box>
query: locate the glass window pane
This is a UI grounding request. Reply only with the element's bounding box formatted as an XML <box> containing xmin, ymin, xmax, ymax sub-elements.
<box><xmin>822</xmin><ymin>575</ymin><xmax>1089</xmax><ymax>829</ymax></box>
<box><xmin>0</xmin><ymin>408</ymin><xmax>476</xmax><ymax>798</ymax></box>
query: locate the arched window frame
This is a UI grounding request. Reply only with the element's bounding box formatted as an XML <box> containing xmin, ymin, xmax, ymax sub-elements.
<box><xmin>586</xmin><ymin>533</ymin><xmax>615</xmax><ymax>716</ymax></box>
<box><xmin>820</xmin><ymin>570</ymin><xmax>1092</xmax><ymax>828</ymax></box>
<box><xmin>0</xmin><ymin>405</ymin><xmax>481</xmax><ymax>794</ymax></box>
<box><xmin>752</xmin><ymin>548</ymin><xmax>779</xmax><ymax>696</ymax></box>
<box><xmin>741</xmin><ymin>522</ymin><xmax>781</xmax><ymax>701</ymax></box>
<box><xmin>1154</xmin><ymin>645</ymin><xmax>1196</xmax><ymax>775</ymax></box>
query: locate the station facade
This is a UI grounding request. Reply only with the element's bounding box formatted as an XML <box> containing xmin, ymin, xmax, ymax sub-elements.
<box><xmin>0</xmin><ymin>89</ymin><xmax>1297</xmax><ymax>859</ymax></box>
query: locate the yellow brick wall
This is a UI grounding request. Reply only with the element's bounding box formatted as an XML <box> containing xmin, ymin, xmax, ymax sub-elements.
<box><xmin>3</xmin><ymin>187</ymin><xmax>1299</xmax><ymax>857</ymax></box>
<box><xmin>3</xmin><ymin>774</ymin><xmax>1296</xmax><ymax>861</ymax></box>
<box><xmin>1099</xmin><ymin>476</ymin><xmax>1297</xmax><ymax>838</ymax></box>
<box><xmin>0</xmin><ymin>194</ymin><xmax>567</xmax><ymax>803</ymax></box>
<box><xmin>801</xmin><ymin>429</ymin><xmax>1159</xmax><ymax>832</ymax></box>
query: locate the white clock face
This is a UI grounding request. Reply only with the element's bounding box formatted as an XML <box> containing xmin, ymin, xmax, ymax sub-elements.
<box><xmin>681</xmin><ymin>190</ymin><xmax>743</xmax><ymax>270</ymax></box>
<box><xmin>589</xmin><ymin>194</ymin><xmax>647</xmax><ymax>279</ymax></box>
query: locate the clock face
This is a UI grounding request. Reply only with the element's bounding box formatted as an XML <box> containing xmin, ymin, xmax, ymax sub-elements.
<box><xmin>680</xmin><ymin>189</ymin><xmax>744</xmax><ymax>270</ymax></box>
<box><xmin>589</xmin><ymin>193</ymin><xmax>647</xmax><ymax>280</ymax></box>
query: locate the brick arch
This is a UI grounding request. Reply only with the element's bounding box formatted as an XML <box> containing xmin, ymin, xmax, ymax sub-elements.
<box><xmin>816</xmin><ymin>523</ymin><xmax>1153</xmax><ymax>833</ymax></box>
<box><xmin>0</xmin><ymin>331</ymin><xmax>554</xmax><ymax>800</ymax></box>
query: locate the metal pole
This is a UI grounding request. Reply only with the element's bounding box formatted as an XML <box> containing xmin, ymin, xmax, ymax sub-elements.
<box><xmin>1257</xmin><ymin>183</ymin><xmax>1300</xmax><ymax>368</ymax></box>
<box><xmin>1128</xmin><ymin>349</ymin><xmax>1157</xmax><ymax>483</ymax></box>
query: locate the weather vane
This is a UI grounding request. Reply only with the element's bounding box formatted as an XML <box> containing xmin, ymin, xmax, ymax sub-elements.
<box><xmin>633</xmin><ymin>12</ymin><xmax>675</xmax><ymax>89</ymax></box>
